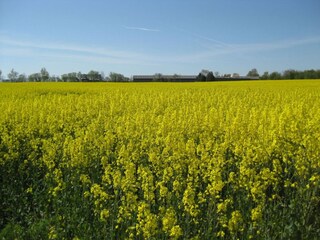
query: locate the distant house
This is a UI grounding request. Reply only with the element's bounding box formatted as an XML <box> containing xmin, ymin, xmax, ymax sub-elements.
<box><xmin>132</xmin><ymin>75</ymin><xmax>197</xmax><ymax>82</ymax></box>
<box><xmin>232</xmin><ymin>73</ymin><xmax>240</xmax><ymax>78</ymax></box>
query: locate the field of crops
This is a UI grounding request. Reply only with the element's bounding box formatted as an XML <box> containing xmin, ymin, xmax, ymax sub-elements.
<box><xmin>0</xmin><ymin>81</ymin><xmax>319</xmax><ymax>239</ymax></box>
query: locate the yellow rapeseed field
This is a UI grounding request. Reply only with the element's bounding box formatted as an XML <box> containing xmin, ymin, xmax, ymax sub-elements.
<box><xmin>0</xmin><ymin>81</ymin><xmax>319</xmax><ymax>239</ymax></box>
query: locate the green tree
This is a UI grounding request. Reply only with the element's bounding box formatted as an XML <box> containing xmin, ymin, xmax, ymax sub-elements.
<box><xmin>7</xmin><ymin>69</ymin><xmax>18</xmax><ymax>82</ymax></box>
<box><xmin>17</xmin><ymin>74</ymin><xmax>27</xmax><ymax>82</ymax></box>
<box><xmin>261</xmin><ymin>71</ymin><xmax>269</xmax><ymax>80</ymax></box>
<box><xmin>87</xmin><ymin>70</ymin><xmax>103</xmax><ymax>82</ymax></box>
<box><xmin>295</xmin><ymin>71</ymin><xmax>305</xmax><ymax>79</ymax></box>
<box><xmin>283</xmin><ymin>69</ymin><xmax>296</xmax><ymax>79</ymax></box>
<box><xmin>152</xmin><ymin>73</ymin><xmax>164</xmax><ymax>82</ymax></box>
<box><xmin>61</xmin><ymin>72</ymin><xmax>78</xmax><ymax>82</ymax></box>
<box><xmin>100</xmin><ymin>71</ymin><xmax>105</xmax><ymax>81</ymax></box>
<box><xmin>28</xmin><ymin>73</ymin><xmax>41</xmax><ymax>82</ymax></box>
<box><xmin>269</xmin><ymin>71</ymin><xmax>282</xmax><ymax>80</ymax></box>
<box><xmin>170</xmin><ymin>74</ymin><xmax>180</xmax><ymax>82</ymax></box>
<box><xmin>200</xmin><ymin>69</ymin><xmax>210</xmax><ymax>76</ymax></box>
<box><xmin>49</xmin><ymin>75</ymin><xmax>61</xmax><ymax>82</ymax></box>
<box><xmin>196</xmin><ymin>73</ymin><xmax>206</xmax><ymax>82</ymax></box>
<box><xmin>76</xmin><ymin>72</ymin><xmax>91</xmax><ymax>82</ymax></box>
<box><xmin>109</xmin><ymin>72</ymin><xmax>128</xmax><ymax>82</ymax></box>
<box><xmin>40</xmin><ymin>68</ymin><xmax>49</xmax><ymax>82</ymax></box>
<box><xmin>247</xmin><ymin>68</ymin><xmax>260</xmax><ymax>78</ymax></box>
<box><xmin>304</xmin><ymin>69</ymin><xmax>317</xmax><ymax>79</ymax></box>
<box><xmin>206</xmin><ymin>71</ymin><xmax>215</xmax><ymax>81</ymax></box>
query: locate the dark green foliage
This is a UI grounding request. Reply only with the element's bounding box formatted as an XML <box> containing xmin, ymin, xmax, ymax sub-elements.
<box><xmin>196</xmin><ymin>73</ymin><xmax>206</xmax><ymax>81</ymax></box>
<box><xmin>206</xmin><ymin>71</ymin><xmax>215</xmax><ymax>81</ymax></box>
<box><xmin>247</xmin><ymin>68</ymin><xmax>260</xmax><ymax>77</ymax></box>
<box><xmin>108</xmin><ymin>72</ymin><xmax>129</xmax><ymax>82</ymax></box>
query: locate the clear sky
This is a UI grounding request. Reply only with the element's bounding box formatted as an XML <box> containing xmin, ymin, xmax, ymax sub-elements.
<box><xmin>1</xmin><ymin>0</ymin><xmax>320</xmax><ymax>77</ymax></box>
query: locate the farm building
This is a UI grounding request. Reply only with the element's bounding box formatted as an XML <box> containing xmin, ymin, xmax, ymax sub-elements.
<box><xmin>132</xmin><ymin>75</ymin><xmax>197</xmax><ymax>82</ymax></box>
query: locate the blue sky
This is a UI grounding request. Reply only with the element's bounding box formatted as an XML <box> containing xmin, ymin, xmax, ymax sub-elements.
<box><xmin>0</xmin><ymin>0</ymin><xmax>320</xmax><ymax>77</ymax></box>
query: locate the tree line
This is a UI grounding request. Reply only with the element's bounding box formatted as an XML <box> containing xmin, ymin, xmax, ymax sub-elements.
<box><xmin>197</xmin><ymin>68</ymin><xmax>320</xmax><ymax>81</ymax></box>
<box><xmin>247</xmin><ymin>68</ymin><xmax>320</xmax><ymax>80</ymax></box>
<box><xmin>1</xmin><ymin>68</ymin><xmax>320</xmax><ymax>82</ymax></box>
<box><xmin>0</xmin><ymin>68</ymin><xmax>129</xmax><ymax>82</ymax></box>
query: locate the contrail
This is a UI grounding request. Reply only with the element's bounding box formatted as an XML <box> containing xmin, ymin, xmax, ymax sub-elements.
<box><xmin>123</xmin><ymin>26</ymin><xmax>160</xmax><ymax>32</ymax></box>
